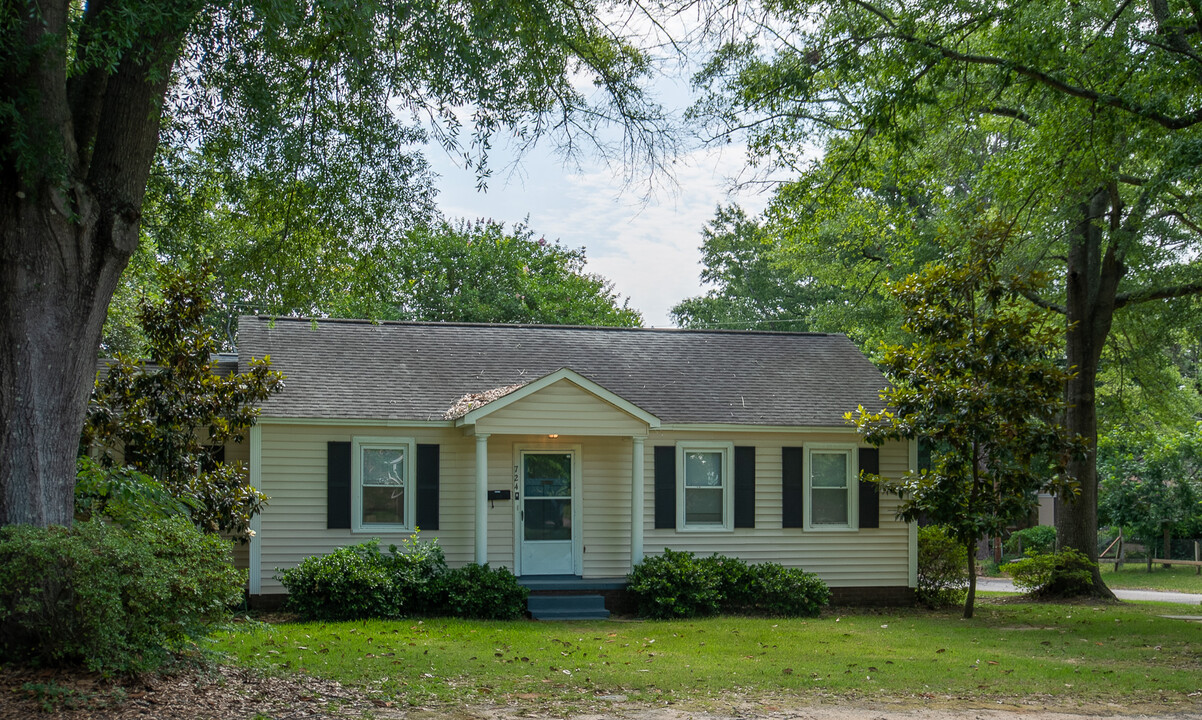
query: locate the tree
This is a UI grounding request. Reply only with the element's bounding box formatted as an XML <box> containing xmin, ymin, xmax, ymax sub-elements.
<box><xmin>1</xmin><ymin>0</ymin><xmax>671</xmax><ymax>526</ymax></box>
<box><xmin>671</xmin><ymin>205</ymin><xmax>821</xmax><ymax>331</ymax></box>
<box><xmin>82</xmin><ymin>268</ymin><xmax>283</xmax><ymax>542</ymax></box>
<box><xmin>348</xmin><ymin>219</ymin><xmax>643</xmax><ymax>327</ymax></box>
<box><xmin>1098</xmin><ymin>426</ymin><xmax>1202</xmax><ymax>569</ymax></box>
<box><xmin>103</xmin><ymin>215</ymin><xmax>641</xmax><ymax>354</ymax></box>
<box><xmin>671</xmin><ymin>141</ymin><xmax>950</xmax><ymax>348</ymax></box>
<box><xmin>694</xmin><ymin>0</ymin><xmax>1202</xmax><ymax>594</ymax></box>
<box><xmin>850</xmin><ymin>238</ymin><xmax>1083</xmax><ymax>618</ymax></box>
<box><xmin>1095</xmin><ymin>302</ymin><xmax>1202</xmax><ymax>433</ymax></box>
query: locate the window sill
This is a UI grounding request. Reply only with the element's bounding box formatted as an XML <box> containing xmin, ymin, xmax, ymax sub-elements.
<box><xmin>805</xmin><ymin>524</ymin><xmax>858</xmax><ymax>532</ymax></box>
<box><xmin>675</xmin><ymin>524</ymin><xmax>734</xmax><ymax>533</ymax></box>
<box><xmin>351</xmin><ymin>525</ymin><xmax>414</xmax><ymax>534</ymax></box>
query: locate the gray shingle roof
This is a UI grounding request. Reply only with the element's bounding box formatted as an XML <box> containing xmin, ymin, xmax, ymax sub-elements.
<box><xmin>237</xmin><ymin>317</ymin><xmax>887</xmax><ymax>426</ymax></box>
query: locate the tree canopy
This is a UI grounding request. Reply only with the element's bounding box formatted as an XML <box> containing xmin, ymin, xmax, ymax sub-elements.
<box><xmin>1</xmin><ymin>0</ymin><xmax>672</xmax><ymax>526</ymax></box>
<box><xmin>1098</xmin><ymin>425</ymin><xmax>1202</xmax><ymax>566</ymax></box>
<box><xmin>691</xmin><ymin>0</ymin><xmax>1202</xmax><ymax>593</ymax></box>
<box><xmin>103</xmin><ymin>214</ymin><xmax>641</xmax><ymax>355</ymax></box>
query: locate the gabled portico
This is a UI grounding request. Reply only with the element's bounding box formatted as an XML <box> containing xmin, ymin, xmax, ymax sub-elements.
<box><xmin>451</xmin><ymin>368</ymin><xmax>660</xmax><ymax>574</ymax></box>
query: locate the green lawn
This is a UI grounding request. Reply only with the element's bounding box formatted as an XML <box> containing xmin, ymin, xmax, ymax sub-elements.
<box><xmin>1101</xmin><ymin>563</ymin><xmax>1202</xmax><ymax>594</ymax></box>
<box><xmin>216</xmin><ymin>601</ymin><xmax>1202</xmax><ymax>709</ymax></box>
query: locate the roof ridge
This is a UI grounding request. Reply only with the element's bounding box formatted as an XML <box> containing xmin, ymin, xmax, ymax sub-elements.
<box><xmin>239</xmin><ymin>314</ymin><xmax>842</xmax><ymax>339</ymax></box>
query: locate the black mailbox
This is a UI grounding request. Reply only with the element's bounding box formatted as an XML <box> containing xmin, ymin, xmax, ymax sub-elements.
<box><xmin>487</xmin><ymin>490</ymin><xmax>511</xmax><ymax>501</ymax></box>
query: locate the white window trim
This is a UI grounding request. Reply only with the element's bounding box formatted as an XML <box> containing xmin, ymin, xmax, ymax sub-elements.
<box><xmin>675</xmin><ymin>441</ymin><xmax>735</xmax><ymax>532</ymax></box>
<box><xmin>351</xmin><ymin>435</ymin><xmax>417</xmax><ymax>533</ymax></box>
<box><xmin>804</xmin><ymin>444</ymin><xmax>859</xmax><ymax>532</ymax></box>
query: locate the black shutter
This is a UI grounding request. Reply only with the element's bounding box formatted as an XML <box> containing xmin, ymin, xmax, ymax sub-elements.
<box><xmin>782</xmin><ymin>446</ymin><xmax>804</xmax><ymax>528</ymax></box>
<box><xmin>734</xmin><ymin>446</ymin><xmax>755</xmax><ymax>528</ymax></box>
<box><xmin>327</xmin><ymin>441</ymin><xmax>351</xmax><ymax>529</ymax></box>
<box><xmin>858</xmin><ymin>447</ymin><xmax>880</xmax><ymax>529</ymax></box>
<box><xmin>415</xmin><ymin>444</ymin><xmax>440</xmax><ymax>531</ymax></box>
<box><xmin>653</xmin><ymin>446</ymin><xmax>676</xmax><ymax>529</ymax></box>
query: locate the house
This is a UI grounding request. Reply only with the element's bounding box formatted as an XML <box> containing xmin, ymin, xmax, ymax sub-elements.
<box><xmin>235</xmin><ymin>317</ymin><xmax>918</xmax><ymax>607</ymax></box>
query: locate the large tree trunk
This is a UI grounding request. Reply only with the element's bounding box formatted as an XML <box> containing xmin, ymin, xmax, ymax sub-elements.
<box><xmin>0</xmin><ymin>189</ymin><xmax>132</xmax><ymax>525</ymax></box>
<box><xmin>0</xmin><ymin>1</ymin><xmax>182</xmax><ymax>527</ymax></box>
<box><xmin>1057</xmin><ymin>187</ymin><xmax>1119</xmax><ymax>599</ymax></box>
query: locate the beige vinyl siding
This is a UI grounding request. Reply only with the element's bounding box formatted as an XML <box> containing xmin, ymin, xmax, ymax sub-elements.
<box><xmin>580</xmin><ymin>437</ymin><xmax>633</xmax><ymax>577</ymax></box>
<box><xmin>485</xmin><ymin>437</ymin><xmax>515</xmax><ymax>570</ymax></box>
<box><xmin>641</xmin><ymin>431</ymin><xmax>911</xmax><ymax>588</ymax></box>
<box><xmin>255</xmin><ymin>423</ymin><xmax>475</xmax><ymax>594</ymax></box>
<box><xmin>474</xmin><ymin>380</ymin><xmax>648</xmax><ymax>437</ymax></box>
<box><xmin>252</xmin><ymin>422</ymin><xmax>911</xmax><ymax>594</ymax></box>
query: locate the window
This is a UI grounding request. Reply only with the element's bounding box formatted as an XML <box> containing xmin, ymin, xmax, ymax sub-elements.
<box><xmin>676</xmin><ymin>442</ymin><xmax>734</xmax><ymax>530</ymax></box>
<box><xmin>806</xmin><ymin>446</ymin><xmax>857</xmax><ymax>530</ymax></box>
<box><xmin>352</xmin><ymin>437</ymin><xmax>415</xmax><ymax>531</ymax></box>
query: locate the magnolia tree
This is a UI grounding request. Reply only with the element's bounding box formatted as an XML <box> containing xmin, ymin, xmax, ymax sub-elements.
<box><xmin>850</xmin><ymin>239</ymin><xmax>1085</xmax><ymax>618</ymax></box>
<box><xmin>81</xmin><ymin>269</ymin><xmax>283</xmax><ymax>541</ymax></box>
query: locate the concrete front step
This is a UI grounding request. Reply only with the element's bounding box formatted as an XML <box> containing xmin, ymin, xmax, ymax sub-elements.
<box><xmin>527</xmin><ymin>594</ymin><xmax>611</xmax><ymax>620</ymax></box>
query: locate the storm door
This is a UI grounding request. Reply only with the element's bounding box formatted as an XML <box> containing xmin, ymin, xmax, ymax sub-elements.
<box><xmin>518</xmin><ymin>451</ymin><xmax>576</xmax><ymax>575</ymax></box>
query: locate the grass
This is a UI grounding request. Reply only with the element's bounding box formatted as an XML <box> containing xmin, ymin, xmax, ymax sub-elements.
<box><xmin>216</xmin><ymin>601</ymin><xmax>1202</xmax><ymax>710</ymax></box>
<box><xmin>1101</xmin><ymin>563</ymin><xmax>1202</xmax><ymax>594</ymax></box>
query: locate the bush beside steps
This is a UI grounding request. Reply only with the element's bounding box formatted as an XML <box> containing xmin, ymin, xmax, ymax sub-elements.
<box><xmin>277</xmin><ymin>535</ymin><xmax>528</xmax><ymax>621</ymax></box>
<box><xmin>626</xmin><ymin>549</ymin><xmax>831</xmax><ymax>619</ymax></box>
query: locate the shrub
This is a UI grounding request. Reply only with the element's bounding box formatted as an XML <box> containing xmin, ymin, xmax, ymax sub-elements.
<box><xmin>440</xmin><ymin>564</ymin><xmax>528</xmax><ymax>620</ymax></box>
<box><xmin>626</xmin><ymin>549</ymin><xmax>724</xmax><ymax>619</ymax></box>
<box><xmin>626</xmin><ymin>550</ymin><xmax>830</xmax><ymax>619</ymax></box>
<box><xmin>1008</xmin><ymin>548</ymin><xmax>1098</xmax><ymax>597</ymax></box>
<box><xmin>389</xmin><ymin>534</ymin><xmax>448</xmax><ymax>616</ymax></box>
<box><xmin>698</xmin><ymin>554</ymin><xmax>754</xmax><ymax>608</ymax></box>
<box><xmin>742</xmin><ymin>562</ymin><xmax>831</xmax><ymax>617</ymax></box>
<box><xmin>279</xmin><ymin>536</ymin><xmax>527</xmax><ymax>620</ymax></box>
<box><xmin>1004</xmin><ymin>525</ymin><xmax>1057</xmax><ymax>556</ymax></box>
<box><xmin>278</xmin><ymin>541</ymin><xmax>399</xmax><ymax>620</ymax></box>
<box><xmin>916</xmin><ymin>525</ymin><xmax>968</xmax><ymax>607</ymax></box>
<box><xmin>0</xmin><ymin>518</ymin><xmax>243</xmax><ymax>674</ymax></box>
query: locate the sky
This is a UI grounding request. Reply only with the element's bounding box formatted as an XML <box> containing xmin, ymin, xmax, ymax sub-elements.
<box><xmin>428</xmin><ymin>140</ymin><xmax>770</xmax><ymax>328</ymax></box>
<box><xmin>422</xmin><ymin>13</ymin><xmax>776</xmax><ymax>329</ymax></box>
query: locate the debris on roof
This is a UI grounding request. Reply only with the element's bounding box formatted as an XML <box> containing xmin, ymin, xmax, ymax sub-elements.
<box><xmin>444</xmin><ymin>383</ymin><xmax>526</xmax><ymax>420</ymax></box>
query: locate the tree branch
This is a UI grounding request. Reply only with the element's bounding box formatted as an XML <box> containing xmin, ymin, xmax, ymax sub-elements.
<box><xmin>1115</xmin><ymin>281</ymin><xmax>1202</xmax><ymax>307</ymax></box>
<box><xmin>67</xmin><ymin>0</ymin><xmax>115</xmax><ymax>174</ymax></box>
<box><xmin>861</xmin><ymin>20</ymin><xmax>1202</xmax><ymax>130</ymax></box>
<box><xmin>974</xmin><ymin>105</ymin><xmax>1035</xmax><ymax>126</ymax></box>
<box><xmin>1019</xmin><ymin>288</ymin><xmax>1066</xmax><ymax>315</ymax></box>
<box><xmin>1152</xmin><ymin>209</ymin><xmax>1202</xmax><ymax>236</ymax></box>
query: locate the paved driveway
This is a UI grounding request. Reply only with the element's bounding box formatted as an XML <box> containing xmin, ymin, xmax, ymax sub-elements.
<box><xmin>975</xmin><ymin>577</ymin><xmax>1202</xmax><ymax>605</ymax></box>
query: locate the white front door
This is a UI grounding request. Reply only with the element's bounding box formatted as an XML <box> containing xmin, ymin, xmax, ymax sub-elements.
<box><xmin>519</xmin><ymin>450</ymin><xmax>576</xmax><ymax>575</ymax></box>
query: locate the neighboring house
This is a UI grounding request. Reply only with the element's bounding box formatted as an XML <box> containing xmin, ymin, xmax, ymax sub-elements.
<box><xmin>236</xmin><ymin>317</ymin><xmax>919</xmax><ymax>606</ymax></box>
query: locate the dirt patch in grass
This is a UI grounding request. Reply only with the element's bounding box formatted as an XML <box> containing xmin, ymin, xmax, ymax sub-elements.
<box><xmin>2</xmin><ymin>666</ymin><xmax>1200</xmax><ymax>720</ymax></box>
<box><xmin>0</xmin><ymin>664</ymin><xmax>379</xmax><ymax>719</ymax></box>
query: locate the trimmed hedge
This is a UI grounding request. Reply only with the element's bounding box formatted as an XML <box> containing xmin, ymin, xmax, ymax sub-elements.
<box><xmin>626</xmin><ymin>549</ymin><xmax>830</xmax><ymax>619</ymax></box>
<box><xmin>277</xmin><ymin>537</ymin><xmax>528</xmax><ymax>620</ymax></box>
<box><xmin>0</xmin><ymin>518</ymin><xmax>244</xmax><ymax>674</ymax></box>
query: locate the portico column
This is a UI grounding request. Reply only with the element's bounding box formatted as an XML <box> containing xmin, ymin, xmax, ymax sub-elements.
<box><xmin>475</xmin><ymin>433</ymin><xmax>490</xmax><ymax>564</ymax></box>
<box><xmin>631</xmin><ymin>435</ymin><xmax>645</xmax><ymax>566</ymax></box>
